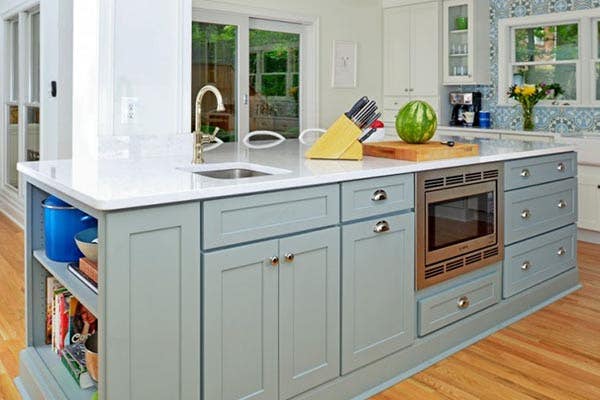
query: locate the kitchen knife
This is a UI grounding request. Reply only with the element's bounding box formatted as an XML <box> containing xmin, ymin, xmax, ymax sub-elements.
<box><xmin>345</xmin><ymin>96</ymin><xmax>369</xmax><ymax>119</ymax></box>
<box><xmin>359</xmin><ymin>128</ymin><xmax>377</xmax><ymax>143</ymax></box>
<box><xmin>360</xmin><ymin>112</ymin><xmax>382</xmax><ymax>130</ymax></box>
<box><xmin>352</xmin><ymin>101</ymin><xmax>377</xmax><ymax>126</ymax></box>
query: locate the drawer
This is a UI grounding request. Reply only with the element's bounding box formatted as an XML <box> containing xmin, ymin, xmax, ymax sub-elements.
<box><xmin>341</xmin><ymin>175</ymin><xmax>414</xmax><ymax>222</ymax></box>
<box><xmin>505</xmin><ymin>153</ymin><xmax>577</xmax><ymax>191</ymax></box>
<box><xmin>418</xmin><ymin>270</ymin><xmax>501</xmax><ymax>336</ymax></box>
<box><xmin>503</xmin><ymin>224</ymin><xmax>577</xmax><ymax>298</ymax></box>
<box><xmin>203</xmin><ymin>185</ymin><xmax>339</xmax><ymax>249</ymax></box>
<box><xmin>505</xmin><ymin>178</ymin><xmax>577</xmax><ymax>245</ymax></box>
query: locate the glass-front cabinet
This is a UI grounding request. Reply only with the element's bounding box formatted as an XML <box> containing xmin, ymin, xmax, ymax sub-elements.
<box><xmin>443</xmin><ymin>0</ymin><xmax>490</xmax><ymax>85</ymax></box>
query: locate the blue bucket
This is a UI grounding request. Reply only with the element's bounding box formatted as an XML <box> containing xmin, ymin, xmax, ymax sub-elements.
<box><xmin>42</xmin><ymin>196</ymin><xmax>97</xmax><ymax>262</ymax></box>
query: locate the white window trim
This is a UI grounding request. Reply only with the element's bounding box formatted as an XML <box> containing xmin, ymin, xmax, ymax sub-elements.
<box><xmin>2</xmin><ymin>4</ymin><xmax>40</xmax><ymax>198</ymax></box>
<box><xmin>188</xmin><ymin>0</ymin><xmax>319</xmax><ymax>139</ymax></box>
<box><xmin>498</xmin><ymin>8</ymin><xmax>600</xmax><ymax>107</ymax></box>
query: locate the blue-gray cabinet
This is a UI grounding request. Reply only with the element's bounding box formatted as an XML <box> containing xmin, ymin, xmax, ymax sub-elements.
<box><xmin>203</xmin><ymin>228</ymin><xmax>340</xmax><ymax>400</ymax></box>
<box><xmin>341</xmin><ymin>213</ymin><xmax>415</xmax><ymax>374</ymax></box>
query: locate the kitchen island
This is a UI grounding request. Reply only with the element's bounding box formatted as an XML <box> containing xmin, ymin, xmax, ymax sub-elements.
<box><xmin>16</xmin><ymin>137</ymin><xmax>580</xmax><ymax>400</ymax></box>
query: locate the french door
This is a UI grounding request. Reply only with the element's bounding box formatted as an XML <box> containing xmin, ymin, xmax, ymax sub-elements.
<box><xmin>191</xmin><ymin>9</ymin><xmax>313</xmax><ymax>142</ymax></box>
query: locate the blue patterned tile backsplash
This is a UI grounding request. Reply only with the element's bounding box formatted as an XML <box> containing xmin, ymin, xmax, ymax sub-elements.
<box><xmin>455</xmin><ymin>0</ymin><xmax>600</xmax><ymax>135</ymax></box>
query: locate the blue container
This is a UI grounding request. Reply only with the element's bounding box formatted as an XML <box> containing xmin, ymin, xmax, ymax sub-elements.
<box><xmin>42</xmin><ymin>196</ymin><xmax>97</xmax><ymax>262</ymax></box>
<box><xmin>479</xmin><ymin>111</ymin><xmax>491</xmax><ymax>128</ymax></box>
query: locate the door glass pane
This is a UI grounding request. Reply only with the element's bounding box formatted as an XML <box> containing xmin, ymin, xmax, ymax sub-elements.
<box><xmin>514</xmin><ymin>24</ymin><xmax>578</xmax><ymax>62</ymax></box>
<box><xmin>30</xmin><ymin>12</ymin><xmax>40</xmax><ymax>102</ymax></box>
<box><xmin>6</xmin><ymin>106</ymin><xmax>19</xmax><ymax>189</ymax></box>
<box><xmin>448</xmin><ymin>4</ymin><xmax>469</xmax><ymax>77</ymax></box>
<box><xmin>191</xmin><ymin>22</ymin><xmax>237</xmax><ymax>142</ymax></box>
<box><xmin>427</xmin><ymin>191</ymin><xmax>495</xmax><ymax>251</ymax></box>
<box><xmin>26</xmin><ymin>107</ymin><xmax>40</xmax><ymax>161</ymax></box>
<box><xmin>512</xmin><ymin>63</ymin><xmax>576</xmax><ymax>100</ymax></box>
<box><xmin>11</xmin><ymin>20</ymin><xmax>19</xmax><ymax>100</ymax></box>
<box><xmin>249</xmin><ymin>29</ymin><xmax>300</xmax><ymax>140</ymax></box>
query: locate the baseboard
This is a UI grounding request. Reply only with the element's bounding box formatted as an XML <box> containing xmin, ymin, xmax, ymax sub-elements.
<box><xmin>578</xmin><ymin>228</ymin><xmax>600</xmax><ymax>244</ymax></box>
<box><xmin>0</xmin><ymin>190</ymin><xmax>24</xmax><ymax>228</ymax></box>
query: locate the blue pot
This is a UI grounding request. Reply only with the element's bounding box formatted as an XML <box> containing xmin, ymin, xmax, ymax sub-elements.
<box><xmin>42</xmin><ymin>196</ymin><xmax>97</xmax><ymax>262</ymax></box>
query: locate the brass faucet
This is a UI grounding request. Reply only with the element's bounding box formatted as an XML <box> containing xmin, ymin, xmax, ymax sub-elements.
<box><xmin>193</xmin><ymin>85</ymin><xmax>226</xmax><ymax>164</ymax></box>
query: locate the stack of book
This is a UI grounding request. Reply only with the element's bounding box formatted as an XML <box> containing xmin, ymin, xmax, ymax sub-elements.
<box><xmin>46</xmin><ymin>276</ymin><xmax>98</xmax><ymax>389</ymax></box>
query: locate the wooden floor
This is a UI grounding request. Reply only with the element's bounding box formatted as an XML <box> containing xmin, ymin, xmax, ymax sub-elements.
<box><xmin>0</xmin><ymin>213</ymin><xmax>598</xmax><ymax>399</ymax></box>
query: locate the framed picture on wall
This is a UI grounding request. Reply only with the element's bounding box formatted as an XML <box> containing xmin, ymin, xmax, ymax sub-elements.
<box><xmin>332</xmin><ymin>40</ymin><xmax>357</xmax><ymax>88</ymax></box>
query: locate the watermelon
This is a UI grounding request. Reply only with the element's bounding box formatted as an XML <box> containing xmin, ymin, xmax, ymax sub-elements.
<box><xmin>395</xmin><ymin>100</ymin><xmax>438</xmax><ymax>144</ymax></box>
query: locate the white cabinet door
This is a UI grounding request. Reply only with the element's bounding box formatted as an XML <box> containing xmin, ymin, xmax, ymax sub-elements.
<box><xmin>410</xmin><ymin>2</ymin><xmax>439</xmax><ymax>96</ymax></box>
<box><xmin>383</xmin><ymin>8</ymin><xmax>411</xmax><ymax>96</ymax></box>
<box><xmin>578</xmin><ymin>166</ymin><xmax>600</xmax><ymax>231</ymax></box>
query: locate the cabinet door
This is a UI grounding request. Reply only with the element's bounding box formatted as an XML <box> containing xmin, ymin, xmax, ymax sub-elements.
<box><xmin>104</xmin><ymin>203</ymin><xmax>201</xmax><ymax>400</ymax></box>
<box><xmin>578</xmin><ymin>167</ymin><xmax>600</xmax><ymax>231</ymax></box>
<box><xmin>204</xmin><ymin>241</ymin><xmax>279</xmax><ymax>400</ymax></box>
<box><xmin>341</xmin><ymin>214</ymin><xmax>415</xmax><ymax>374</ymax></box>
<box><xmin>279</xmin><ymin>228</ymin><xmax>340</xmax><ymax>399</ymax></box>
<box><xmin>383</xmin><ymin>8</ymin><xmax>411</xmax><ymax>96</ymax></box>
<box><xmin>410</xmin><ymin>2</ymin><xmax>439</xmax><ymax>96</ymax></box>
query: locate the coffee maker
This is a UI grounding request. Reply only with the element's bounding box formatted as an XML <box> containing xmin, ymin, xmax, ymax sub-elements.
<box><xmin>449</xmin><ymin>91</ymin><xmax>482</xmax><ymax>127</ymax></box>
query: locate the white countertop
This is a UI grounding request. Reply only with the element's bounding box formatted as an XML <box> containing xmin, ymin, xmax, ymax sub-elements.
<box><xmin>437</xmin><ymin>125</ymin><xmax>556</xmax><ymax>138</ymax></box>
<box><xmin>18</xmin><ymin>137</ymin><xmax>575</xmax><ymax>211</ymax></box>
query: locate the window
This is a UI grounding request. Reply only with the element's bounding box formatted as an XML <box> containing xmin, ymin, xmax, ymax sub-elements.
<box><xmin>3</xmin><ymin>7</ymin><xmax>40</xmax><ymax>191</ymax></box>
<box><xmin>499</xmin><ymin>9</ymin><xmax>600</xmax><ymax>106</ymax></box>
<box><xmin>512</xmin><ymin>24</ymin><xmax>578</xmax><ymax>100</ymax></box>
<box><xmin>191</xmin><ymin>8</ymin><xmax>316</xmax><ymax>143</ymax></box>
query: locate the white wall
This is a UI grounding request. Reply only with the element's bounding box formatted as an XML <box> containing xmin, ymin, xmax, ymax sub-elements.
<box><xmin>91</xmin><ymin>0</ymin><xmax>382</xmax><ymax>140</ymax></box>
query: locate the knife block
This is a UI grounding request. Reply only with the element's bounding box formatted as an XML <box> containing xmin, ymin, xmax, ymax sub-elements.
<box><xmin>305</xmin><ymin>115</ymin><xmax>363</xmax><ymax>160</ymax></box>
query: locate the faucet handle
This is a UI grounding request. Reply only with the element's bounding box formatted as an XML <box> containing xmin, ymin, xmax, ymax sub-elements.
<box><xmin>210</xmin><ymin>127</ymin><xmax>221</xmax><ymax>139</ymax></box>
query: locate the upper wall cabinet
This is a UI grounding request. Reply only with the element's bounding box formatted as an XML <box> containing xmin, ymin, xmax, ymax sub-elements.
<box><xmin>383</xmin><ymin>2</ymin><xmax>441</xmax><ymax>132</ymax></box>
<box><xmin>443</xmin><ymin>0</ymin><xmax>490</xmax><ymax>85</ymax></box>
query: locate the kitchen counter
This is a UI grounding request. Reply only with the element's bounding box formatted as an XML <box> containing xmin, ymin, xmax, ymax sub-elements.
<box><xmin>17</xmin><ymin>137</ymin><xmax>575</xmax><ymax>210</ymax></box>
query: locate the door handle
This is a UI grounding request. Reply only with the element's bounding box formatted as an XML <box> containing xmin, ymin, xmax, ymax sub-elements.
<box><xmin>457</xmin><ymin>296</ymin><xmax>470</xmax><ymax>309</ymax></box>
<box><xmin>557</xmin><ymin>162</ymin><xmax>566</xmax><ymax>172</ymax></box>
<box><xmin>269</xmin><ymin>256</ymin><xmax>279</xmax><ymax>267</ymax></box>
<box><xmin>557</xmin><ymin>200</ymin><xmax>567</xmax><ymax>209</ymax></box>
<box><xmin>521</xmin><ymin>261</ymin><xmax>531</xmax><ymax>271</ymax></box>
<box><xmin>520</xmin><ymin>169</ymin><xmax>530</xmax><ymax>178</ymax></box>
<box><xmin>521</xmin><ymin>209</ymin><xmax>531</xmax><ymax>219</ymax></box>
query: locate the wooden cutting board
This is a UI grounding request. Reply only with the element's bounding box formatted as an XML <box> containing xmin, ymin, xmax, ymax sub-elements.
<box><xmin>362</xmin><ymin>141</ymin><xmax>479</xmax><ymax>162</ymax></box>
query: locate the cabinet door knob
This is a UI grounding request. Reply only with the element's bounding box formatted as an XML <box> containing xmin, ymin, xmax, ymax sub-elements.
<box><xmin>371</xmin><ymin>189</ymin><xmax>388</xmax><ymax>202</ymax></box>
<box><xmin>520</xmin><ymin>169</ymin><xmax>531</xmax><ymax>178</ymax></box>
<box><xmin>404</xmin><ymin>88</ymin><xmax>409</xmax><ymax>92</ymax></box>
<box><xmin>521</xmin><ymin>261</ymin><xmax>531</xmax><ymax>271</ymax></box>
<box><xmin>521</xmin><ymin>209</ymin><xmax>531</xmax><ymax>219</ymax></box>
<box><xmin>409</xmin><ymin>88</ymin><xmax>414</xmax><ymax>92</ymax></box>
<box><xmin>457</xmin><ymin>296</ymin><xmax>470</xmax><ymax>309</ymax></box>
<box><xmin>284</xmin><ymin>253</ymin><xmax>295</xmax><ymax>263</ymax></box>
<box><xmin>270</xmin><ymin>256</ymin><xmax>280</xmax><ymax>266</ymax></box>
<box><xmin>374</xmin><ymin>220</ymin><xmax>390</xmax><ymax>233</ymax></box>
<box><xmin>557</xmin><ymin>200</ymin><xmax>567</xmax><ymax>209</ymax></box>
<box><xmin>557</xmin><ymin>162</ymin><xmax>566</xmax><ymax>172</ymax></box>
<box><xmin>557</xmin><ymin>247</ymin><xmax>567</xmax><ymax>256</ymax></box>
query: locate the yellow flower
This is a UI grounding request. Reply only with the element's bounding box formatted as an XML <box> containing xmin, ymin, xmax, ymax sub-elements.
<box><xmin>514</xmin><ymin>86</ymin><xmax>522</xmax><ymax>95</ymax></box>
<box><xmin>522</xmin><ymin>85</ymin><xmax>536</xmax><ymax>96</ymax></box>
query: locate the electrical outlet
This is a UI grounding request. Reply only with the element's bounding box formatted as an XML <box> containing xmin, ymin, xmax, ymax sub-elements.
<box><xmin>121</xmin><ymin>97</ymin><xmax>139</xmax><ymax>124</ymax></box>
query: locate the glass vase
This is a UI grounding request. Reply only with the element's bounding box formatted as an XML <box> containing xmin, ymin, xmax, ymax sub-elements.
<box><xmin>522</xmin><ymin>105</ymin><xmax>534</xmax><ymax>131</ymax></box>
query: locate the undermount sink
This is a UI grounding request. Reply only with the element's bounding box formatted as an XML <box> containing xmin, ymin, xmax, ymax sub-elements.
<box><xmin>177</xmin><ymin>162</ymin><xmax>291</xmax><ymax>180</ymax></box>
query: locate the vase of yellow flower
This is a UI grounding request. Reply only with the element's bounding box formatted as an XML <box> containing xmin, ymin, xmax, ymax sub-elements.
<box><xmin>507</xmin><ymin>83</ymin><xmax>563</xmax><ymax>131</ymax></box>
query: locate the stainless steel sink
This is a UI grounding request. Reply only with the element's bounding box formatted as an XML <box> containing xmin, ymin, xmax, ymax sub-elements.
<box><xmin>194</xmin><ymin>168</ymin><xmax>271</xmax><ymax>179</ymax></box>
<box><xmin>177</xmin><ymin>162</ymin><xmax>291</xmax><ymax>180</ymax></box>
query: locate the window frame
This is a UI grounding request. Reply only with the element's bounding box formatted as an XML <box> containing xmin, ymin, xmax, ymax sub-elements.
<box><xmin>2</xmin><ymin>5</ymin><xmax>40</xmax><ymax>195</ymax></box>
<box><xmin>498</xmin><ymin>9</ymin><xmax>600</xmax><ymax>107</ymax></box>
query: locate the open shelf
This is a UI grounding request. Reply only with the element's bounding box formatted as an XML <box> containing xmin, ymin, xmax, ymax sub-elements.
<box><xmin>22</xmin><ymin>346</ymin><xmax>97</xmax><ymax>400</ymax></box>
<box><xmin>33</xmin><ymin>250</ymin><xmax>98</xmax><ymax>316</ymax></box>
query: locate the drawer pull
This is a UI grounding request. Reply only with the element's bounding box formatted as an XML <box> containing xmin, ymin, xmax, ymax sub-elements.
<box><xmin>520</xmin><ymin>169</ymin><xmax>531</xmax><ymax>178</ymax></box>
<box><xmin>457</xmin><ymin>296</ymin><xmax>470</xmax><ymax>309</ymax></box>
<box><xmin>557</xmin><ymin>247</ymin><xmax>567</xmax><ymax>256</ymax></box>
<box><xmin>557</xmin><ymin>200</ymin><xmax>567</xmax><ymax>209</ymax></box>
<box><xmin>521</xmin><ymin>261</ymin><xmax>531</xmax><ymax>271</ymax></box>
<box><xmin>521</xmin><ymin>209</ymin><xmax>531</xmax><ymax>219</ymax></box>
<box><xmin>270</xmin><ymin>256</ymin><xmax>280</xmax><ymax>267</ymax></box>
<box><xmin>371</xmin><ymin>189</ymin><xmax>388</xmax><ymax>202</ymax></box>
<box><xmin>374</xmin><ymin>221</ymin><xmax>390</xmax><ymax>233</ymax></box>
<box><xmin>284</xmin><ymin>253</ymin><xmax>295</xmax><ymax>263</ymax></box>
<box><xmin>557</xmin><ymin>162</ymin><xmax>566</xmax><ymax>172</ymax></box>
